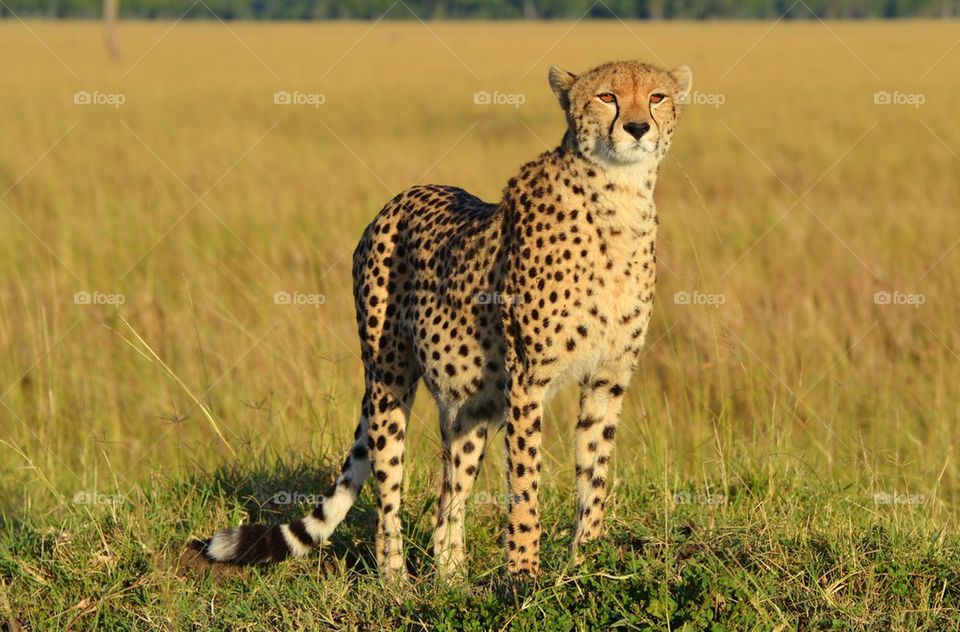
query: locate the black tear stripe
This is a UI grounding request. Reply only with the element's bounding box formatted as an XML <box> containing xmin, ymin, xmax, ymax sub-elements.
<box><xmin>607</xmin><ymin>101</ymin><xmax>621</xmax><ymax>140</ymax></box>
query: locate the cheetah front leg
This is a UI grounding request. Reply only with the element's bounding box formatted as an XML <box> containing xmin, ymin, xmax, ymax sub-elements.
<box><xmin>505</xmin><ymin>379</ymin><xmax>546</xmax><ymax>576</ymax></box>
<box><xmin>571</xmin><ymin>361</ymin><xmax>634</xmax><ymax>560</ymax></box>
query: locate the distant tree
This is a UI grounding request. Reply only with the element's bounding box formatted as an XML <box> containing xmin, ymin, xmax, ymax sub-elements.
<box><xmin>104</xmin><ymin>0</ymin><xmax>120</xmax><ymax>59</ymax></box>
<box><xmin>2</xmin><ymin>0</ymin><xmax>955</xmax><ymax>19</ymax></box>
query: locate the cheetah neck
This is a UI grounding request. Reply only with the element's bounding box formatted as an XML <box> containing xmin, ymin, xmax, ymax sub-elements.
<box><xmin>557</xmin><ymin>147</ymin><xmax>659</xmax><ymax>230</ymax></box>
<box><xmin>559</xmin><ymin>130</ymin><xmax>661</xmax><ymax>182</ymax></box>
<box><xmin>498</xmin><ymin>147</ymin><xmax>660</xmax><ymax>272</ymax></box>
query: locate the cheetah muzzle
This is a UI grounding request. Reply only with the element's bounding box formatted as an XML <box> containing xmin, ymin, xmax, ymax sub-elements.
<box><xmin>202</xmin><ymin>60</ymin><xmax>693</xmax><ymax>579</ymax></box>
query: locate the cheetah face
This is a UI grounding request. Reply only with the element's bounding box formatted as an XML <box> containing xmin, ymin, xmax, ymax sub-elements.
<box><xmin>549</xmin><ymin>61</ymin><xmax>692</xmax><ymax>167</ymax></box>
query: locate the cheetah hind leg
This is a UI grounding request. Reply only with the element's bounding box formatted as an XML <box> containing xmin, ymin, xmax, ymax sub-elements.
<box><xmin>365</xmin><ymin>372</ymin><xmax>419</xmax><ymax>580</ymax></box>
<box><xmin>433</xmin><ymin>407</ymin><xmax>495</xmax><ymax>578</ymax></box>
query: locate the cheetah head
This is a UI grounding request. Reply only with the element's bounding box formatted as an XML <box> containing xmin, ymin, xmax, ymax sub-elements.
<box><xmin>549</xmin><ymin>60</ymin><xmax>692</xmax><ymax>167</ymax></box>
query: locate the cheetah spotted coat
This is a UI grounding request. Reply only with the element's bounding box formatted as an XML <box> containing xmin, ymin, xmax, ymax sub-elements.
<box><xmin>203</xmin><ymin>60</ymin><xmax>692</xmax><ymax>578</ymax></box>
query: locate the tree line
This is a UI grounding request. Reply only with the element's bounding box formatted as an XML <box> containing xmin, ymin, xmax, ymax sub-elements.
<box><xmin>3</xmin><ymin>0</ymin><xmax>958</xmax><ymax>19</ymax></box>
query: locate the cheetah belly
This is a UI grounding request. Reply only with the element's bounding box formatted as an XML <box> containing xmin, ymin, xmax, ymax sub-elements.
<box><xmin>406</xmin><ymin>239</ymin><xmax>509</xmax><ymax>415</ymax></box>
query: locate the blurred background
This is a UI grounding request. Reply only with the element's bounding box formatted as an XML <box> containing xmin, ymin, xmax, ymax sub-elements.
<box><xmin>1</xmin><ymin>4</ymin><xmax>958</xmax><ymax>523</ymax></box>
<box><xmin>4</xmin><ymin>0</ymin><xmax>960</xmax><ymax>19</ymax></box>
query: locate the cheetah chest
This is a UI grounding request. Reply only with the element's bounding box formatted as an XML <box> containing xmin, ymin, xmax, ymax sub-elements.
<box><xmin>574</xmin><ymin>221</ymin><xmax>657</xmax><ymax>351</ymax></box>
<box><xmin>517</xmin><ymin>203</ymin><xmax>657</xmax><ymax>383</ymax></box>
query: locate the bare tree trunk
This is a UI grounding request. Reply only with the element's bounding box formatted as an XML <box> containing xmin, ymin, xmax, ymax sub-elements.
<box><xmin>522</xmin><ymin>0</ymin><xmax>537</xmax><ymax>19</ymax></box>
<box><xmin>104</xmin><ymin>0</ymin><xmax>120</xmax><ymax>60</ymax></box>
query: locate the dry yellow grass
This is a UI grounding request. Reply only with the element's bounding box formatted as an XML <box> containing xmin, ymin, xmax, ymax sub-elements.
<box><xmin>1</xmin><ymin>19</ymin><xmax>959</xmax><ymax>515</ymax></box>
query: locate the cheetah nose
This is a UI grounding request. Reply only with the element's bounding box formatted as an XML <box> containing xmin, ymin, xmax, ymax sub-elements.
<box><xmin>623</xmin><ymin>121</ymin><xmax>650</xmax><ymax>140</ymax></box>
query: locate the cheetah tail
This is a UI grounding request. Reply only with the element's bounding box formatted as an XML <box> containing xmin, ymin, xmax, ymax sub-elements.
<box><xmin>198</xmin><ymin>417</ymin><xmax>372</xmax><ymax>564</ymax></box>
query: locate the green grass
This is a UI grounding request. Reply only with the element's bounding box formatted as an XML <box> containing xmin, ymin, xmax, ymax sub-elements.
<box><xmin>3</xmin><ymin>451</ymin><xmax>959</xmax><ymax>629</ymax></box>
<box><xmin>2</xmin><ymin>19</ymin><xmax>960</xmax><ymax>630</ymax></box>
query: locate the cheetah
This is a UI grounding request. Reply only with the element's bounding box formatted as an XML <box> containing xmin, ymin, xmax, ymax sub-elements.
<box><xmin>202</xmin><ymin>60</ymin><xmax>692</xmax><ymax>578</ymax></box>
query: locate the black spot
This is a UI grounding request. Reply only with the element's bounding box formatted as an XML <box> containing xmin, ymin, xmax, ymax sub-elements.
<box><xmin>577</xmin><ymin>416</ymin><xmax>598</xmax><ymax>429</ymax></box>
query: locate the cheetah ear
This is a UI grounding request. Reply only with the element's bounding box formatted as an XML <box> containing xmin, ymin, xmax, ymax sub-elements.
<box><xmin>669</xmin><ymin>65</ymin><xmax>693</xmax><ymax>102</ymax></box>
<box><xmin>548</xmin><ymin>65</ymin><xmax>577</xmax><ymax>110</ymax></box>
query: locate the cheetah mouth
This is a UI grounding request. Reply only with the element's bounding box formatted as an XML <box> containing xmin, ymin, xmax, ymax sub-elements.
<box><xmin>630</xmin><ymin>136</ymin><xmax>659</xmax><ymax>152</ymax></box>
<box><xmin>597</xmin><ymin>137</ymin><xmax>658</xmax><ymax>165</ymax></box>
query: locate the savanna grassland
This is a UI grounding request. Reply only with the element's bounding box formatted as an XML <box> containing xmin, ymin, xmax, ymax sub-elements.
<box><xmin>2</xmin><ymin>18</ymin><xmax>960</xmax><ymax>630</ymax></box>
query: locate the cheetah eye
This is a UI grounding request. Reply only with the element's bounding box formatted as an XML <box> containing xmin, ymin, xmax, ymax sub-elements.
<box><xmin>597</xmin><ymin>93</ymin><xmax>616</xmax><ymax>104</ymax></box>
<box><xmin>650</xmin><ymin>93</ymin><xmax>667</xmax><ymax>104</ymax></box>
